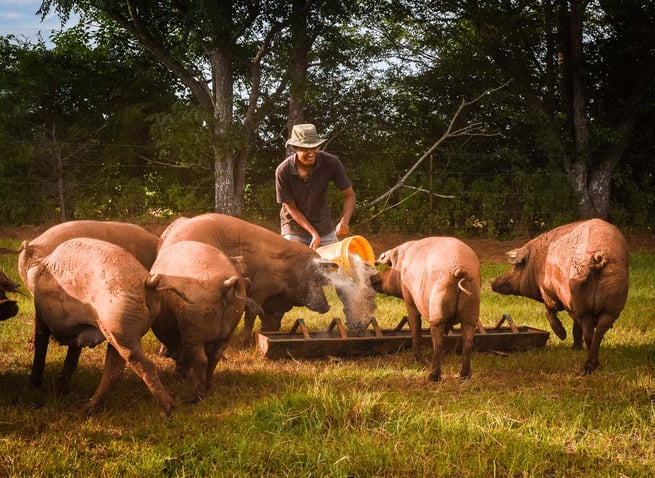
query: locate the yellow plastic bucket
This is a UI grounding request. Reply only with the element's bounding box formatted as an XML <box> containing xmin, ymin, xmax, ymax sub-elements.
<box><xmin>316</xmin><ymin>235</ymin><xmax>375</xmax><ymax>274</ymax></box>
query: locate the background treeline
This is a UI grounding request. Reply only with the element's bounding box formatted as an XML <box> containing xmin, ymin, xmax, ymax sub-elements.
<box><xmin>0</xmin><ymin>1</ymin><xmax>653</xmax><ymax>238</ymax></box>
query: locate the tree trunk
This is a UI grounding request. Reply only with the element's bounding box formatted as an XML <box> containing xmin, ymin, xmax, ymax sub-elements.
<box><xmin>587</xmin><ymin>160</ymin><xmax>615</xmax><ymax>218</ymax></box>
<box><xmin>210</xmin><ymin>48</ymin><xmax>242</xmax><ymax>216</ymax></box>
<box><xmin>563</xmin><ymin>0</ymin><xmax>597</xmax><ymax>218</ymax></box>
<box><xmin>51</xmin><ymin>124</ymin><xmax>67</xmax><ymax>222</ymax></box>
<box><xmin>286</xmin><ymin>0</ymin><xmax>312</xmax><ymax>155</ymax></box>
<box><xmin>556</xmin><ymin>0</ymin><xmax>609</xmax><ymax>218</ymax></box>
<box><xmin>214</xmin><ymin>151</ymin><xmax>239</xmax><ymax>216</ymax></box>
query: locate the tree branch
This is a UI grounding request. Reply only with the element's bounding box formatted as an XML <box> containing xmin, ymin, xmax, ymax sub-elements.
<box><xmin>364</xmin><ymin>81</ymin><xmax>510</xmax><ymax>210</ymax></box>
<box><xmin>115</xmin><ymin>1</ymin><xmax>214</xmax><ymax>111</ymax></box>
<box><xmin>402</xmin><ymin>185</ymin><xmax>455</xmax><ymax>199</ymax></box>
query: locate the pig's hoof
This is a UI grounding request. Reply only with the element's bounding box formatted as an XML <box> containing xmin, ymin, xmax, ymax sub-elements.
<box><xmin>552</xmin><ymin>324</ymin><xmax>567</xmax><ymax>340</ymax></box>
<box><xmin>237</xmin><ymin>335</ymin><xmax>254</xmax><ymax>349</ymax></box>
<box><xmin>82</xmin><ymin>402</ymin><xmax>100</xmax><ymax>415</ymax></box>
<box><xmin>184</xmin><ymin>393</ymin><xmax>203</xmax><ymax>404</ymax></box>
<box><xmin>583</xmin><ymin>361</ymin><xmax>599</xmax><ymax>375</ymax></box>
<box><xmin>160</xmin><ymin>402</ymin><xmax>174</xmax><ymax>417</ymax></box>
<box><xmin>414</xmin><ymin>356</ymin><xmax>427</xmax><ymax>366</ymax></box>
<box><xmin>54</xmin><ymin>376</ymin><xmax>71</xmax><ymax>396</ymax></box>
<box><xmin>428</xmin><ymin>371</ymin><xmax>442</xmax><ymax>382</ymax></box>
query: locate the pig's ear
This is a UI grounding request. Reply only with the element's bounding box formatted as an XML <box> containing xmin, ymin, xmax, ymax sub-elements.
<box><xmin>223</xmin><ymin>275</ymin><xmax>239</xmax><ymax>289</ymax></box>
<box><xmin>506</xmin><ymin>248</ymin><xmax>528</xmax><ymax>265</ymax></box>
<box><xmin>146</xmin><ymin>273</ymin><xmax>162</xmax><ymax>288</ymax></box>
<box><xmin>375</xmin><ymin>250</ymin><xmax>392</xmax><ymax>266</ymax></box>
<box><xmin>316</xmin><ymin>259</ymin><xmax>339</xmax><ymax>273</ymax></box>
<box><xmin>223</xmin><ymin>275</ymin><xmax>246</xmax><ymax>301</ymax></box>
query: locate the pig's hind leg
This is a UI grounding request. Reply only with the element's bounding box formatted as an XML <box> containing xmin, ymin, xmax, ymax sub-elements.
<box><xmin>86</xmin><ymin>338</ymin><xmax>173</xmax><ymax>416</ymax></box>
<box><xmin>457</xmin><ymin>287</ymin><xmax>479</xmax><ymax>380</ymax></box>
<box><xmin>580</xmin><ymin>312</ymin><xmax>615</xmax><ymax>374</ymax></box>
<box><xmin>427</xmin><ymin>288</ymin><xmax>464</xmax><ymax>381</ymax></box>
<box><xmin>457</xmin><ymin>320</ymin><xmax>475</xmax><ymax>379</ymax></box>
<box><xmin>428</xmin><ymin>321</ymin><xmax>447</xmax><ymax>381</ymax></box>
<box><xmin>403</xmin><ymin>297</ymin><xmax>425</xmax><ymax>365</ymax></box>
<box><xmin>55</xmin><ymin>345</ymin><xmax>82</xmax><ymax>395</ymax></box>
<box><xmin>84</xmin><ymin>343</ymin><xmax>126</xmax><ymax>414</ymax></box>
<box><xmin>117</xmin><ymin>341</ymin><xmax>174</xmax><ymax>416</ymax></box>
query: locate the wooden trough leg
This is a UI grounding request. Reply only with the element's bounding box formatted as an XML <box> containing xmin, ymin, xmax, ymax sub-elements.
<box><xmin>367</xmin><ymin>318</ymin><xmax>383</xmax><ymax>338</ymax></box>
<box><xmin>327</xmin><ymin>318</ymin><xmax>348</xmax><ymax>338</ymax></box>
<box><xmin>289</xmin><ymin>319</ymin><xmax>311</xmax><ymax>339</ymax></box>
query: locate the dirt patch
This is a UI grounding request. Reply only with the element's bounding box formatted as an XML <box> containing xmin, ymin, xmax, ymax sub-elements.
<box><xmin>462</xmin><ymin>238</ymin><xmax>528</xmax><ymax>262</ymax></box>
<box><xmin>364</xmin><ymin>231</ymin><xmax>655</xmax><ymax>262</ymax></box>
<box><xmin>0</xmin><ymin>225</ymin><xmax>46</xmax><ymax>241</ymax></box>
<box><xmin>624</xmin><ymin>234</ymin><xmax>655</xmax><ymax>255</ymax></box>
<box><xmin>366</xmin><ymin>232</ymin><xmax>533</xmax><ymax>262</ymax></box>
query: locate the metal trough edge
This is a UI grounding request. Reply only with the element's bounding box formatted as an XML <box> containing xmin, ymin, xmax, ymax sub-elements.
<box><xmin>256</xmin><ymin>315</ymin><xmax>550</xmax><ymax>360</ymax></box>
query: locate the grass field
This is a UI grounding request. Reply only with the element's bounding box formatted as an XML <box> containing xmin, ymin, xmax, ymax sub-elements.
<box><xmin>0</xmin><ymin>237</ymin><xmax>654</xmax><ymax>477</ymax></box>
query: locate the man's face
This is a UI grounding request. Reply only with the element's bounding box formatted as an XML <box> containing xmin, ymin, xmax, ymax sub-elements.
<box><xmin>294</xmin><ymin>146</ymin><xmax>319</xmax><ymax>167</ymax></box>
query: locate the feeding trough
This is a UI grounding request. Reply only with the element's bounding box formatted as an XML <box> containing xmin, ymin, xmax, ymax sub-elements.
<box><xmin>256</xmin><ymin>314</ymin><xmax>550</xmax><ymax>360</ymax></box>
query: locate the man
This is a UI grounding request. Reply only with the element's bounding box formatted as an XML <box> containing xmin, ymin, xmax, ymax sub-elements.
<box><xmin>276</xmin><ymin>123</ymin><xmax>364</xmax><ymax>334</ymax></box>
<box><xmin>275</xmin><ymin>123</ymin><xmax>355</xmax><ymax>249</ymax></box>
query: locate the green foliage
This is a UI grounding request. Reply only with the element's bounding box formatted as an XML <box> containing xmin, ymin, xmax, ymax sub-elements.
<box><xmin>149</xmin><ymin>102</ymin><xmax>215</xmax><ymax>170</ymax></box>
<box><xmin>245</xmin><ymin>182</ymin><xmax>279</xmax><ymax>223</ymax></box>
<box><xmin>2</xmin><ymin>1</ymin><xmax>655</xmax><ymax>234</ymax></box>
<box><xmin>0</xmin><ymin>24</ymin><xmax>181</xmax><ymax>224</ymax></box>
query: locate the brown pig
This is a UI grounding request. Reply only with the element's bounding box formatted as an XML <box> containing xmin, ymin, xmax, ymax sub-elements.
<box><xmin>16</xmin><ymin>220</ymin><xmax>160</xmax><ymax>386</ymax></box>
<box><xmin>490</xmin><ymin>219</ymin><xmax>629</xmax><ymax>374</ymax></box>
<box><xmin>150</xmin><ymin>240</ymin><xmax>247</xmax><ymax>403</ymax></box>
<box><xmin>157</xmin><ymin>213</ymin><xmax>338</xmax><ymax>347</ymax></box>
<box><xmin>371</xmin><ymin>237</ymin><xmax>481</xmax><ymax>381</ymax></box>
<box><xmin>26</xmin><ymin>238</ymin><xmax>174</xmax><ymax>415</ymax></box>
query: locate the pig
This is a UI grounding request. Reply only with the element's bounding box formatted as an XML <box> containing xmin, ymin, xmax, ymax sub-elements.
<box><xmin>371</xmin><ymin>237</ymin><xmax>481</xmax><ymax>381</ymax></box>
<box><xmin>26</xmin><ymin>237</ymin><xmax>174</xmax><ymax>415</ymax></box>
<box><xmin>15</xmin><ymin>220</ymin><xmax>160</xmax><ymax>385</ymax></box>
<box><xmin>158</xmin><ymin>213</ymin><xmax>338</xmax><ymax>347</ymax></box>
<box><xmin>490</xmin><ymin>219</ymin><xmax>629</xmax><ymax>374</ymax></box>
<box><xmin>17</xmin><ymin>220</ymin><xmax>159</xmax><ymax>290</ymax></box>
<box><xmin>149</xmin><ymin>240</ymin><xmax>247</xmax><ymax>402</ymax></box>
<box><xmin>0</xmin><ymin>270</ymin><xmax>21</xmax><ymax>321</ymax></box>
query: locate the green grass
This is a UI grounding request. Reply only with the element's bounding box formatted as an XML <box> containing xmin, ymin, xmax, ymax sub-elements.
<box><xmin>1</xmin><ymin>237</ymin><xmax>655</xmax><ymax>477</ymax></box>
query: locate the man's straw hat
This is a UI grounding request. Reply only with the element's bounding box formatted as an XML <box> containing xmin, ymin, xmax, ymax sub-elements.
<box><xmin>285</xmin><ymin>124</ymin><xmax>327</xmax><ymax>148</ymax></box>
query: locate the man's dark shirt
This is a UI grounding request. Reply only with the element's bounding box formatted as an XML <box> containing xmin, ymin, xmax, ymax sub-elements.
<box><xmin>275</xmin><ymin>151</ymin><xmax>351</xmax><ymax>237</ymax></box>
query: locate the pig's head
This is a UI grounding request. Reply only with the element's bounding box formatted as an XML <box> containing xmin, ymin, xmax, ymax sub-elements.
<box><xmin>145</xmin><ymin>273</ymin><xmax>193</xmax><ymax>320</ymax></box>
<box><xmin>0</xmin><ymin>297</ymin><xmax>18</xmax><ymax>321</ymax></box>
<box><xmin>0</xmin><ymin>271</ymin><xmax>21</xmax><ymax>321</ymax></box>
<box><xmin>219</xmin><ymin>275</ymin><xmax>247</xmax><ymax>325</ymax></box>
<box><xmin>144</xmin><ymin>274</ymin><xmax>165</xmax><ymax>320</ymax></box>
<box><xmin>300</xmin><ymin>259</ymin><xmax>339</xmax><ymax>313</ymax></box>
<box><xmin>490</xmin><ymin>246</ymin><xmax>533</xmax><ymax>297</ymax></box>
<box><xmin>255</xmin><ymin>258</ymin><xmax>337</xmax><ymax>331</ymax></box>
<box><xmin>370</xmin><ymin>248</ymin><xmax>402</xmax><ymax>297</ymax></box>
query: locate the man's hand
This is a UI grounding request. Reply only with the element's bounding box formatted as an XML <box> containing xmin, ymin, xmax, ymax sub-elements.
<box><xmin>335</xmin><ymin>219</ymin><xmax>350</xmax><ymax>236</ymax></box>
<box><xmin>309</xmin><ymin>233</ymin><xmax>321</xmax><ymax>249</ymax></box>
